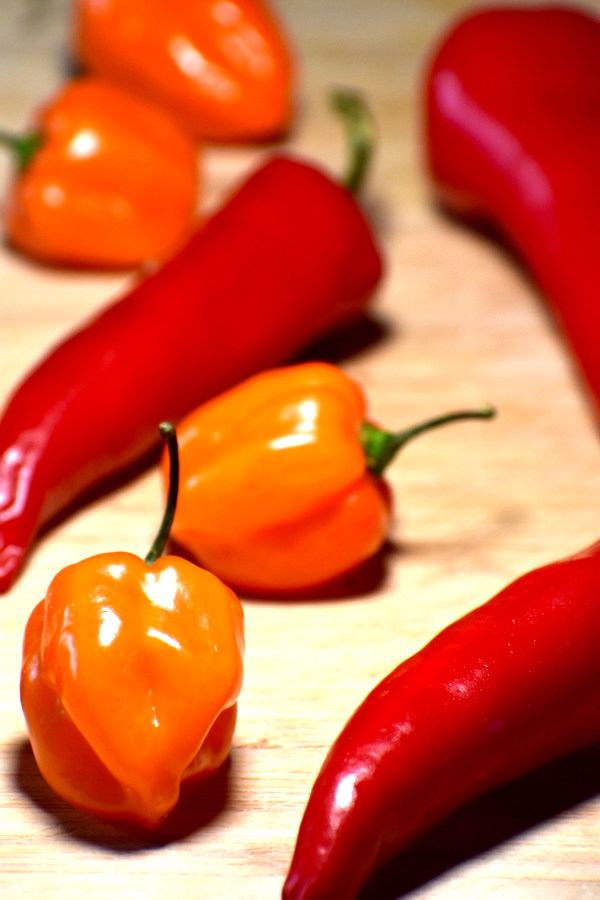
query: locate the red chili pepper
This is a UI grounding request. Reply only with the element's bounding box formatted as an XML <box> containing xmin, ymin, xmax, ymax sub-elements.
<box><xmin>283</xmin><ymin>540</ymin><xmax>600</xmax><ymax>900</ymax></box>
<box><xmin>0</xmin><ymin>91</ymin><xmax>381</xmax><ymax>593</ymax></box>
<box><xmin>423</xmin><ymin>4</ymin><xmax>600</xmax><ymax>415</ymax></box>
<box><xmin>0</xmin><ymin>75</ymin><xmax>199</xmax><ymax>269</ymax></box>
<box><xmin>71</xmin><ymin>0</ymin><xmax>294</xmax><ymax>143</ymax></box>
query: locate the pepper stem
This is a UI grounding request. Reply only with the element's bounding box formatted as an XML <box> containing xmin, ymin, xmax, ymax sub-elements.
<box><xmin>0</xmin><ymin>129</ymin><xmax>42</xmax><ymax>171</ymax></box>
<box><xmin>144</xmin><ymin>422</ymin><xmax>179</xmax><ymax>565</ymax></box>
<box><xmin>359</xmin><ymin>404</ymin><xmax>496</xmax><ymax>476</ymax></box>
<box><xmin>330</xmin><ymin>88</ymin><xmax>375</xmax><ymax>194</ymax></box>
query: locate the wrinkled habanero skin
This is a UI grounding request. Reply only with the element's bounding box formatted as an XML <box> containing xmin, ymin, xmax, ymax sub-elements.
<box><xmin>4</xmin><ymin>76</ymin><xmax>199</xmax><ymax>269</ymax></box>
<box><xmin>21</xmin><ymin>552</ymin><xmax>244</xmax><ymax>827</ymax></box>
<box><xmin>72</xmin><ymin>0</ymin><xmax>295</xmax><ymax>142</ymax></box>
<box><xmin>164</xmin><ymin>362</ymin><xmax>391</xmax><ymax>595</ymax></box>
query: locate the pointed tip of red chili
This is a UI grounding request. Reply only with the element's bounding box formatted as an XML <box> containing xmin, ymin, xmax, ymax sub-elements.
<box><xmin>0</xmin><ymin>543</ymin><xmax>26</xmax><ymax>594</ymax></box>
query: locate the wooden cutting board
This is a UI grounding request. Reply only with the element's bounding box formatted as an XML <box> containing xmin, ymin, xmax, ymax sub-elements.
<box><xmin>1</xmin><ymin>1</ymin><xmax>600</xmax><ymax>897</ymax></box>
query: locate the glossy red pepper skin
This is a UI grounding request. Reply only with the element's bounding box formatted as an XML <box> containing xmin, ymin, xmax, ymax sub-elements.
<box><xmin>283</xmin><ymin>540</ymin><xmax>600</xmax><ymax>900</ymax></box>
<box><xmin>0</xmin><ymin>156</ymin><xmax>382</xmax><ymax>593</ymax></box>
<box><xmin>424</xmin><ymin>5</ymin><xmax>600</xmax><ymax>415</ymax></box>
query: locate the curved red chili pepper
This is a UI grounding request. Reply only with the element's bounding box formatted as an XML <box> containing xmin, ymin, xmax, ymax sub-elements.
<box><xmin>0</xmin><ymin>125</ymin><xmax>382</xmax><ymax>592</ymax></box>
<box><xmin>283</xmin><ymin>540</ymin><xmax>600</xmax><ymax>900</ymax></box>
<box><xmin>423</xmin><ymin>4</ymin><xmax>600</xmax><ymax>415</ymax></box>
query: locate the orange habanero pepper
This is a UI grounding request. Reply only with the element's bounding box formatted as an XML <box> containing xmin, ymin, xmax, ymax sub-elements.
<box><xmin>20</xmin><ymin>425</ymin><xmax>244</xmax><ymax>827</ymax></box>
<box><xmin>0</xmin><ymin>76</ymin><xmax>199</xmax><ymax>269</ymax></box>
<box><xmin>71</xmin><ymin>0</ymin><xmax>294</xmax><ymax>143</ymax></box>
<box><xmin>162</xmin><ymin>363</ymin><xmax>495</xmax><ymax>595</ymax></box>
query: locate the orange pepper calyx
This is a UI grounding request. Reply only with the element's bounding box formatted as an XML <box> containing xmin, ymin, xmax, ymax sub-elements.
<box><xmin>359</xmin><ymin>404</ymin><xmax>496</xmax><ymax>477</ymax></box>
<box><xmin>0</xmin><ymin>128</ymin><xmax>43</xmax><ymax>172</ymax></box>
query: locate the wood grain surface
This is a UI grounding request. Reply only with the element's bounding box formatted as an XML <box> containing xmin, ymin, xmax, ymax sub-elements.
<box><xmin>2</xmin><ymin>1</ymin><xmax>600</xmax><ymax>898</ymax></box>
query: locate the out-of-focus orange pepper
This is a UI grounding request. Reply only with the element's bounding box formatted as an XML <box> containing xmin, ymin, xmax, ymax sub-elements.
<box><xmin>71</xmin><ymin>0</ymin><xmax>294</xmax><ymax>143</ymax></box>
<box><xmin>162</xmin><ymin>363</ymin><xmax>495</xmax><ymax>595</ymax></box>
<box><xmin>20</xmin><ymin>425</ymin><xmax>244</xmax><ymax>827</ymax></box>
<box><xmin>0</xmin><ymin>76</ymin><xmax>199</xmax><ymax>269</ymax></box>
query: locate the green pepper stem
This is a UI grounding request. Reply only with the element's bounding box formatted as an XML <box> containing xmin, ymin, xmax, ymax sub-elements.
<box><xmin>144</xmin><ymin>422</ymin><xmax>179</xmax><ymax>565</ymax></box>
<box><xmin>330</xmin><ymin>88</ymin><xmax>375</xmax><ymax>194</ymax></box>
<box><xmin>0</xmin><ymin>129</ymin><xmax>42</xmax><ymax>171</ymax></box>
<box><xmin>359</xmin><ymin>404</ymin><xmax>496</xmax><ymax>476</ymax></box>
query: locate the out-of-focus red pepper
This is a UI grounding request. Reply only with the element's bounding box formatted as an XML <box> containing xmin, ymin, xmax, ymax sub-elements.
<box><xmin>20</xmin><ymin>424</ymin><xmax>244</xmax><ymax>827</ymax></box>
<box><xmin>71</xmin><ymin>0</ymin><xmax>294</xmax><ymax>143</ymax></box>
<box><xmin>283</xmin><ymin>539</ymin><xmax>600</xmax><ymax>900</ymax></box>
<box><xmin>423</xmin><ymin>4</ymin><xmax>600</xmax><ymax>417</ymax></box>
<box><xmin>0</xmin><ymin>91</ymin><xmax>382</xmax><ymax>594</ymax></box>
<box><xmin>164</xmin><ymin>361</ymin><xmax>494</xmax><ymax>595</ymax></box>
<box><xmin>0</xmin><ymin>75</ymin><xmax>199</xmax><ymax>269</ymax></box>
